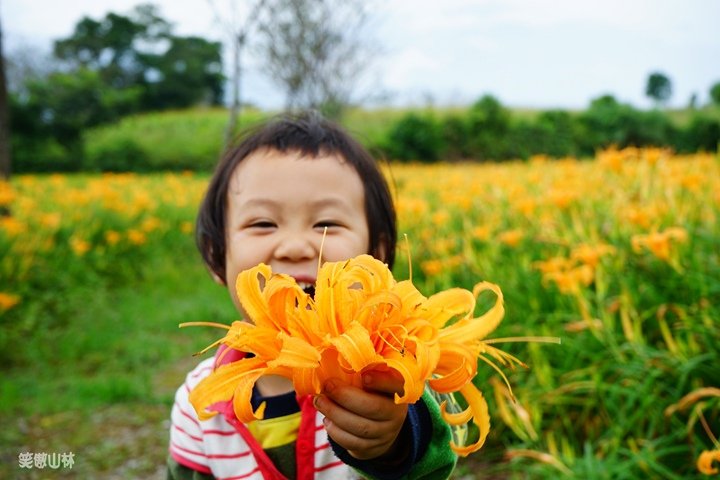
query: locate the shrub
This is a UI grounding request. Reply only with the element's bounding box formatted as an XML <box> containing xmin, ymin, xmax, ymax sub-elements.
<box><xmin>11</xmin><ymin>136</ymin><xmax>81</xmax><ymax>173</ymax></box>
<box><xmin>440</xmin><ymin>115</ymin><xmax>471</xmax><ymax>160</ymax></box>
<box><xmin>465</xmin><ymin>95</ymin><xmax>512</xmax><ymax>160</ymax></box>
<box><xmin>384</xmin><ymin>113</ymin><xmax>445</xmax><ymax>162</ymax></box>
<box><xmin>678</xmin><ymin>114</ymin><xmax>720</xmax><ymax>152</ymax></box>
<box><xmin>622</xmin><ymin>109</ymin><xmax>677</xmax><ymax>148</ymax></box>
<box><xmin>509</xmin><ymin>110</ymin><xmax>580</xmax><ymax>159</ymax></box>
<box><xmin>84</xmin><ymin>138</ymin><xmax>150</xmax><ymax>172</ymax></box>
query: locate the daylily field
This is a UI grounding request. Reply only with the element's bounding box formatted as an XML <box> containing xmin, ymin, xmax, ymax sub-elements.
<box><xmin>1</xmin><ymin>147</ymin><xmax>718</xmax><ymax>478</ymax></box>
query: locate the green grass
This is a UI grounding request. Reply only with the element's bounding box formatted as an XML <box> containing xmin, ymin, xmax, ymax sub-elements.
<box><xmin>84</xmin><ymin>107</ymin><xmax>271</xmax><ymax>171</ymax></box>
<box><xmin>1</xmin><ymin>154</ymin><xmax>718</xmax><ymax>478</ymax></box>
<box><xmin>0</xmin><ymin>239</ymin><xmax>236</xmax><ymax>477</ymax></box>
<box><xmin>1</xmin><ymin>241</ymin><xmax>234</xmax><ymax>414</ymax></box>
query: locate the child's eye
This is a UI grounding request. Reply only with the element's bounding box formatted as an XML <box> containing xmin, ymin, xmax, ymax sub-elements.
<box><xmin>249</xmin><ymin>221</ymin><xmax>276</xmax><ymax>229</ymax></box>
<box><xmin>314</xmin><ymin>221</ymin><xmax>341</xmax><ymax>230</ymax></box>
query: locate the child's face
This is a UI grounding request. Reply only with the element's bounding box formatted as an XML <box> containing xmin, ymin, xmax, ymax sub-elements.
<box><xmin>224</xmin><ymin>147</ymin><xmax>371</xmax><ymax>316</ymax></box>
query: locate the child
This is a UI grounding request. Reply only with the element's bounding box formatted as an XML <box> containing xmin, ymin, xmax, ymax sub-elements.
<box><xmin>167</xmin><ymin>112</ymin><xmax>458</xmax><ymax>479</ymax></box>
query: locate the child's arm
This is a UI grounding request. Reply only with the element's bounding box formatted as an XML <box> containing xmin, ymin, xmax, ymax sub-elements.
<box><xmin>313</xmin><ymin>370</ymin><xmax>457</xmax><ymax>479</ymax></box>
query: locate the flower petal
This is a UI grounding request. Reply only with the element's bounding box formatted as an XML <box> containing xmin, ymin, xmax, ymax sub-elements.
<box><xmin>236</xmin><ymin>264</ymin><xmax>276</xmax><ymax>327</ymax></box>
<box><xmin>423</xmin><ymin>288</ymin><xmax>475</xmax><ymax>328</ymax></box>
<box><xmin>328</xmin><ymin>321</ymin><xmax>383</xmax><ymax>372</ymax></box>
<box><xmin>439</xmin><ymin>282</ymin><xmax>504</xmax><ymax>344</ymax></box>
<box><xmin>189</xmin><ymin>357</ymin><xmax>267</xmax><ymax>421</ymax></box>
<box><xmin>383</xmin><ymin>352</ymin><xmax>425</xmax><ymax>403</ymax></box>
<box><xmin>448</xmin><ymin>383</ymin><xmax>491</xmax><ymax>456</ymax></box>
<box><xmin>291</xmin><ymin>367</ymin><xmax>322</xmax><ymax>396</ymax></box>
<box><xmin>231</xmin><ymin>368</ymin><xmax>268</xmax><ymax>422</ymax></box>
<box><xmin>698</xmin><ymin>449</ymin><xmax>720</xmax><ymax>475</ymax></box>
<box><xmin>440</xmin><ymin>397</ymin><xmax>474</xmax><ymax>425</ymax></box>
<box><xmin>268</xmin><ymin>332</ymin><xmax>321</xmax><ymax>369</ymax></box>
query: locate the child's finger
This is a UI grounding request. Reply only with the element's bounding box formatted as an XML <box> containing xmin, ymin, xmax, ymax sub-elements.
<box><xmin>318</xmin><ymin>397</ymin><xmax>385</xmax><ymax>440</ymax></box>
<box><xmin>320</xmin><ymin>379</ymin><xmax>390</xmax><ymax>421</ymax></box>
<box><xmin>361</xmin><ymin>369</ymin><xmax>405</xmax><ymax>397</ymax></box>
<box><xmin>322</xmin><ymin>416</ymin><xmax>392</xmax><ymax>460</ymax></box>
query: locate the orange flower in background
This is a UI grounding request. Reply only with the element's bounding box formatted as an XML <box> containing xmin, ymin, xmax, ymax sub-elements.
<box><xmin>0</xmin><ymin>292</ymin><xmax>21</xmax><ymax>312</ymax></box>
<box><xmin>127</xmin><ymin>229</ymin><xmax>147</xmax><ymax>245</ymax></box>
<box><xmin>180</xmin><ymin>221</ymin><xmax>194</xmax><ymax>234</ymax></box>
<box><xmin>69</xmin><ymin>236</ymin><xmax>91</xmax><ymax>256</ymax></box>
<box><xmin>664</xmin><ymin>388</ymin><xmax>720</xmax><ymax>476</ymax></box>
<box><xmin>184</xmin><ymin>254</ymin><xmax>528</xmax><ymax>456</ymax></box>
<box><xmin>470</xmin><ymin>225</ymin><xmax>492</xmax><ymax>241</ymax></box>
<box><xmin>698</xmin><ymin>449</ymin><xmax>720</xmax><ymax>475</ymax></box>
<box><xmin>544</xmin><ymin>265</ymin><xmax>594</xmax><ymax>295</ymax></box>
<box><xmin>0</xmin><ymin>180</ymin><xmax>15</xmax><ymax>207</ymax></box>
<box><xmin>570</xmin><ymin>243</ymin><xmax>616</xmax><ymax>268</ymax></box>
<box><xmin>0</xmin><ymin>216</ymin><xmax>26</xmax><ymax>236</ymax></box>
<box><xmin>533</xmin><ymin>256</ymin><xmax>594</xmax><ymax>295</ymax></box>
<box><xmin>104</xmin><ymin>230</ymin><xmax>121</xmax><ymax>246</ymax></box>
<box><xmin>420</xmin><ymin>259</ymin><xmax>444</xmax><ymax>276</ymax></box>
<box><xmin>631</xmin><ymin>227</ymin><xmax>688</xmax><ymax>261</ymax></box>
<box><xmin>498</xmin><ymin>229</ymin><xmax>524</xmax><ymax>247</ymax></box>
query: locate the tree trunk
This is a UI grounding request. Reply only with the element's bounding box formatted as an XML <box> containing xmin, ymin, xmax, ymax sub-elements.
<box><xmin>223</xmin><ymin>33</ymin><xmax>243</xmax><ymax>153</ymax></box>
<box><xmin>0</xmin><ymin>14</ymin><xmax>11</xmax><ymax>182</ymax></box>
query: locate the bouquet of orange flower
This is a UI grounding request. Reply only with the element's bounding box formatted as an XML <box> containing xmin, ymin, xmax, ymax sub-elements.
<box><xmin>183</xmin><ymin>254</ymin><xmax>531</xmax><ymax>456</ymax></box>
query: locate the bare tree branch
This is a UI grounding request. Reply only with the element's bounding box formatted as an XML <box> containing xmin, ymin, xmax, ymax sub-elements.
<box><xmin>206</xmin><ymin>0</ymin><xmax>268</xmax><ymax>150</ymax></box>
<box><xmin>254</xmin><ymin>0</ymin><xmax>376</xmax><ymax>119</ymax></box>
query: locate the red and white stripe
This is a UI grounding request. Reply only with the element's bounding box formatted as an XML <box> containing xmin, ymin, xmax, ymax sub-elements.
<box><xmin>169</xmin><ymin>357</ymin><xmax>359</xmax><ymax>480</ymax></box>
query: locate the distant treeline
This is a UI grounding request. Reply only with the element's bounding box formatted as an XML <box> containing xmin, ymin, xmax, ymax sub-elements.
<box><xmin>5</xmin><ymin>3</ymin><xmax>720</xmax><ymax>173</ymax></box>
<box><xmin>9</xmin><ymin>94</ymin><xmax>720</xmax><ymax>173</ymax></box>
<box><xmin>379</xmin><ymin>94</ymin><xmax>720</xmax><ymax>163</ymax></box>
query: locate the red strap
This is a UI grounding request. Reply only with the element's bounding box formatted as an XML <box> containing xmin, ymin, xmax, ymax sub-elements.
<box><xmin>226</xmin><ymin>414</ymin><xmax>287</xmax><ymax>480</ymax></box>
<box><xmin>207</xmin><ymin>347</ymin><xmax>321</xmax><ymax>480</ymax></box>
<box><xmin>295</xmin><ymin>395</ymin><xmax>318</xmax><ymax>480</ymax></box>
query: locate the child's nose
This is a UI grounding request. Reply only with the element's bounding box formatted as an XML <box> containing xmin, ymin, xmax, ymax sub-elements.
<box><xmin>274</xmin><ymin>233</ymin><xmax>317</xmax><ymax>261</ymax></box>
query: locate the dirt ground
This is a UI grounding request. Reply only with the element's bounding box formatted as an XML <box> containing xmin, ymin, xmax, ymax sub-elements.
<box><xmin>1</xmin><ymin>357</ymin><xmax>509</xmax><ymax>479</ymax></box>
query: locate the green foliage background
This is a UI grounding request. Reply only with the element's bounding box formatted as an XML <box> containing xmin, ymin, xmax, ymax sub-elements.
<box><xmin>1</xmin><ymin>150</ymin><xmax>718</xmax><ymax>478</ymax></box>
<box><xmin>9</xmin><ymin>100</ymin><xmax>718</xmax><ymax>173</ymax></box>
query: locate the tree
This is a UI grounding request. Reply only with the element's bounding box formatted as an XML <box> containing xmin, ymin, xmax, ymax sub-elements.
<box><xmin>54</xmin><ymin>11</ymin><xmax>160</xmax><ymax>89</ymax></box>
<box><xmin>710</xmin><ymin>81</ymin><xmax>720</xmax><ymax>107</ymax></box>
<box><xmin>0</xmin><ymin>13</ymin><xmax>11</xmax><ymax>181</ymax></box>
<box><xmin>578</xmin><ymin>95</ymin><xmax>629</xmax><ymax>153</ymax></box>
<box><xmin>645</xmin><ymin>71</ymin><xmax>672</xmax><ymax>106</ymax></box>
<box><xmin>140</xmin><ymin>35</ymin><xmax>224</xmax><ymax>109</ymax></box>
<box><xmin>466</xmin><ymin>95</ymin><xmax>512</xmax><ymax>160</ymax></box>
<box><xmin>10</xmin><ymin>69</ymin><xmax>142</xmax><ymax>172</ymax></box>
<box><xmin>254</xmin><ymin>0</ymin><xmax>375</xmax><ymax>119</ymax></box>
<box><xmin>54</xmin><ymin>4</ymin><xmax>224</xmax><ymax>112</ymax></box>
<box><xmin>386</xmin><ymin>113</ymin><xmax>444</xmax><ymax>162</ymax></box>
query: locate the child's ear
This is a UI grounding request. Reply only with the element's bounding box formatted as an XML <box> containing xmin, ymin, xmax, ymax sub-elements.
<box><xmin>375</xmin><ymin>236</ymin><xmax>389</xmax><ymax>264</ymax></box>
<box><xmin>207</xmin><ymin>266</ymin><xmax>226</xmax><ymax>286</ymax></box>
<box><xmin>211</xmin><ymin>272</ymin><xmax>226</xmax><ymax>286</ymax></box>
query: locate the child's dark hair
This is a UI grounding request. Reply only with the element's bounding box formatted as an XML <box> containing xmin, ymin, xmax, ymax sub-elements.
<box><xmin>196</xmin><ymin>111</ymin><xmax>397</xmax><ymax>284</ymax></box>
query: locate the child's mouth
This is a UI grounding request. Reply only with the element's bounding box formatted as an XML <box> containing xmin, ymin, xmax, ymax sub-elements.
<box><xmin>297</xmin><ymin>281</ymin><xmax>316</xmax><ymax>298</ymax></box>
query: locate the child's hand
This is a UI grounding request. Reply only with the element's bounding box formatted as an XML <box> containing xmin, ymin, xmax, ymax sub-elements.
<box><xmin>313</xmin><ymin>370</ymin><xmax>409</xmax><ymax>461</ymax></box>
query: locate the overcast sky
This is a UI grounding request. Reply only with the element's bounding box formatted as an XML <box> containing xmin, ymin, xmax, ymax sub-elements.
<box><xmin>3</xmin><ymin>0</ymin><xmax>719</xmax><ymax>110</ymax></box>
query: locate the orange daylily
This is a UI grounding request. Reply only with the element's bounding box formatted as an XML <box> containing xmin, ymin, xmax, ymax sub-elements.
<box><xmin>698</xmin><ymin>449</ymin><xmax>720</xmax><ymax>475</ymax></box>
<box><xmin>0</xmin><ymin>292</ymin><xmax>21</xmax><ymax>312</ymax></box>
<box><xmin>185</xmin><ymin>254</ymin><xmax>519</xmax><ymax>456</ymax></box>
<box><xmin>631</xmin><ymin>227</ymin><xmax>688</xmax><ymax>261</ymax></box>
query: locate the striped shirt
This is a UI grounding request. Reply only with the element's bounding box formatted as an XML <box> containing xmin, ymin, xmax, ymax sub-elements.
<box><xmin>169</xmin><ymin>355</ymin><xmax>358</xmax><ymax>479</ymax></box>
